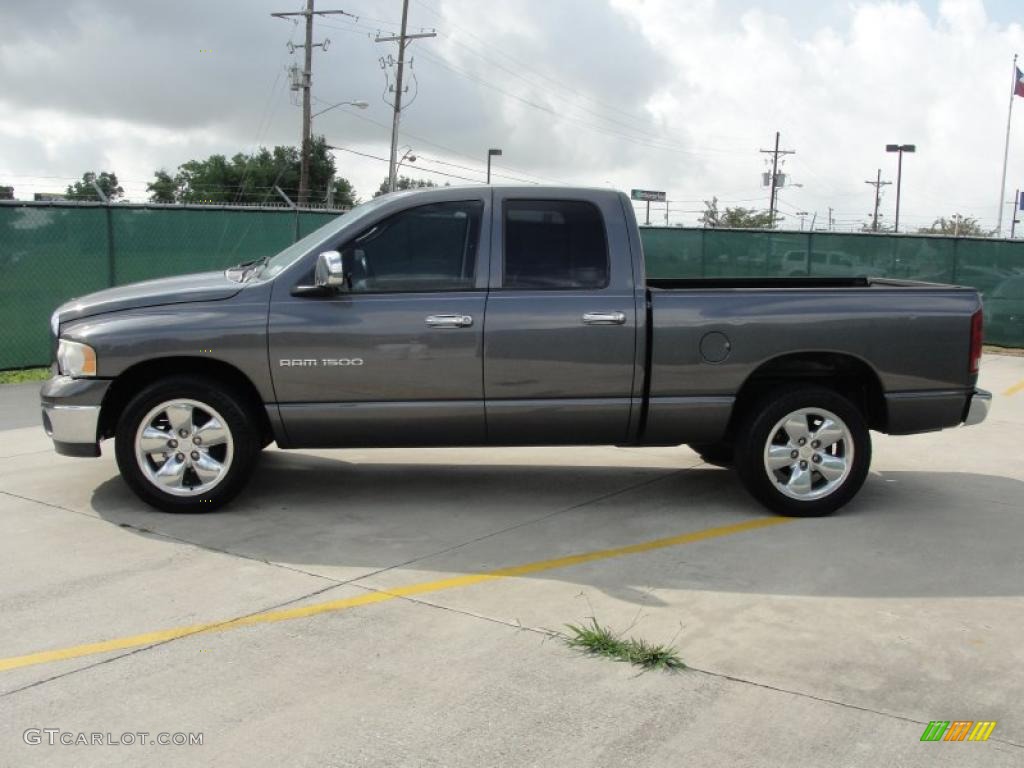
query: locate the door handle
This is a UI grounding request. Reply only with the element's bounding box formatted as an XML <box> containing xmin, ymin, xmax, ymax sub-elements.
<box><xmin>582</xmin><ymin>311</ymin><xmax>627</xmax><ymax>325</ymax></box>
<box><xmin>425</xmin><ymin>314</ymin><xmax>474</xmax><ymax>328</ymax></box>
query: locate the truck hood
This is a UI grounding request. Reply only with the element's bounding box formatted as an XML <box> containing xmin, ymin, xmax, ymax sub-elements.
<box><xmin>55</xmin><ymin>271</ymin><xmax>243</xmax><ymax>325</ymax></box>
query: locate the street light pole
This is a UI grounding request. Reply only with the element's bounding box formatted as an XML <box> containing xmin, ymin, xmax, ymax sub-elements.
<box><xmin>395</xmin><ymin>147</ymin><xmax>416</xmax><ymax>185</ymax></box>
<box><xmin>886</xmin><ymin>143</ymin><xmax>916</xmax><ymax>233</ymax></box>
<box><xmin>486</xmin><ymin>148</ymin><xmax>502</xmax><ymax>184</ymax></box>
<box><xmin>311</xmin><ymin>99</ymin><xmax>368</xmax><ymax>118</ymax></box>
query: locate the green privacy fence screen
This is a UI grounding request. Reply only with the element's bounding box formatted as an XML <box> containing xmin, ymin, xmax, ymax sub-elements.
<box><xmin>2</xmin><ymin>202</ymin><xmax>1022</xmax><ymax>369</ymax></box>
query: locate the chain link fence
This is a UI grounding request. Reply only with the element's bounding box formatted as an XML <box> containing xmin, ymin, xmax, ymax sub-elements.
<box><xmin>1</xmin><ymin>202</ymin><xmax>1022</xmax><ymax>369</ymax></box>
<box><xmin>642</xmin><ymin>226</ymin><xmax>1023</xmax><ymax>348</ymax></box>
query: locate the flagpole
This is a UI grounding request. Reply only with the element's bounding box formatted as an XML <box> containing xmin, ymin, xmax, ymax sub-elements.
<box><xmin>997</xmin><ymin>53</ymin><xmax>1018</xmax><ymax>238</ymax></box>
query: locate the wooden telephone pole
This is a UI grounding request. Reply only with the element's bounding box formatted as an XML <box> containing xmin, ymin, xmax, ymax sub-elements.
<box><xmin>271</xmin><ymin>2</ymin><xmax>354</xmax><ymax>204</ymax></box>
<box><xmin>865</xmin><ymin>169</ymin><xmax>891</xmax><ymax>232</ymax></box>
<box><xmin>376</xmin><ymin>0</ymin><xmax>436</xmax><ymax>192</ymax></box>
<box><xmin>759</xmin><ymin>132</ymin><xmax>795</xmax><ymax>228</ymax></box>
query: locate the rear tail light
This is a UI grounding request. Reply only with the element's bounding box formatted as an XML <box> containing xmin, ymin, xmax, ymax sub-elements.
<box><xmin>969</xmin><ymin>309</ymin><xmax>983</xmax><ymax>375</ymax></box>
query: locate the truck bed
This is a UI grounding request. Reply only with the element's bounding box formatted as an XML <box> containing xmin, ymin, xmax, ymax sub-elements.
<box><xmin>640</xmin><ymin>278</ymin><xmax>981</xmax><ymax>444</ymax></box>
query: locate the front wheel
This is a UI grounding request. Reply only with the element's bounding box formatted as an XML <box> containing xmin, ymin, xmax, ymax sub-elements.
<box><xmin>114</xmin><ymin>376</ymin><xmax>259</xmax><ymax>513</ymax></box>
<box><xmin>735</xmin><ymin>386</ymin><xmax>871</xmax><ymax>517</ymax></box>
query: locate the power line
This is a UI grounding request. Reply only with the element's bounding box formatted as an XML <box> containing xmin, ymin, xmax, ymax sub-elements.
<box><xmin>319</xmin><ymin>15</ymin><xmax>731</xmax><ymax>154</ymax></box>
<box><xmin>233</xmin><ymin>16</ymin><xmax>305</xmax><ymax>206</ymax></box>
<box><xmin>411</xmin><ymin>0</ymin><xmax>766</xmax><ymax>157</ymax></box>
<box><xmin>327</xmin><ymin>144</ymin><xmax>483</xmax><ymax>185</ymax></box>
<box><xmin>429</xmin><ymin>32</ymin><xmax>697</xmax><ymax>148</ymax></box>
<box><xmin>311</xmin><ymin>94</ymin><xmax>570</xmax><ymax>185</ymax></box>
<box><xmin>411</xmin><ymin>0</ymin><xmax>679</xmax><ymax>139</ymax></box>
<box><xmin>413</xmin><ymin>48</ymin><xmax>738</xmax><ymax>158</ymax></box>
<box><xmin>408</xmin><ymin>153</ymin><xmax>539</xmax><ymax>185</ymax></box>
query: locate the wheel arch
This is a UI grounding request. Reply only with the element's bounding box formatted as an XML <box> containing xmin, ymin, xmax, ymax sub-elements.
<box><xmin>99</xmin><ymin>357</ymin><xmax>271</xmax><ymax>443</ymax></box>
<box><xmin>728</xmin><ymin>351</ymin><xmax>887</xmax><ymax>437</ymax></box>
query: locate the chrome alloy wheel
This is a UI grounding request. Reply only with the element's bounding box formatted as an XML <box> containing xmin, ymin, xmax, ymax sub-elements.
<box><xmin>134</xmin><ymin>399</ymin><xmax>234</xmax><ymax>497</ymax></box>
<box><xmin>763</xmin><ymin>407</ymin><xmax>853</xmax><ymax>501</ymax></box>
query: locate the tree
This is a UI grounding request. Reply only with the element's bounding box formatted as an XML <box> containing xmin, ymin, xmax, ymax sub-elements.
<box><xmin>917</xmin><ymin>215</ymin><xmax>994</xmax><ymax>238</ymax></box>
<box><xmin>147</xmin><ymin>170</ymin><xmax>177</xmax><ymax>203</ymax></box>
<box><xmin>0</xmin><ymin>185</ymin><xmax>13</xmax><ymax>200</ymax></box>
<box><xmin>699</xmin><ymin>197</ymin><xmax>774</xmax><ymax>229</ymax></box>
<box><xmin>66</xmin><ymin>171</ymin><xmax>124</xmax><ymax>201</ymax></box>
<box><xmin>146</xmin><ymin>136</ymin><xmax>356</xmax><ymax>206</ymax></box>
<box><xmin>330</xmin><ymin>177</ymin><xmax>357</xmax><ymax>208</ymax></box>
<box><xmin>374</xmin><ymin>176</ymin><xmax>439</xmax><ymax>197</ymax></box>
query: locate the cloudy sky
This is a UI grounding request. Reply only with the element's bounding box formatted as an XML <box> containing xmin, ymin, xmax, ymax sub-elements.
<box><xmin>1</xmin><ymin>0</ymin><xmax>1022</xmax><ymax>232</ymax></box>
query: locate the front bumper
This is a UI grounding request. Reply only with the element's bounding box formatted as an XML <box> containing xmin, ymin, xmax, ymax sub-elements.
<box><xmin>40</xmin><ymin>376</ymin><xmax>111</xmax><ymax>457</ymax></box>
<box><xmin>963</xmin><ymin>388</ymin><xmax>991</xmax><ymax>427</ymax></box>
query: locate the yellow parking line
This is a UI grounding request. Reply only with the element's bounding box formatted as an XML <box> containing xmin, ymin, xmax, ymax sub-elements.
<box><xmin>1003</xmin><ymin>379</ymin><xmax>1024</xmax><ymax>397</ymax></box>
<box><xmin>0</xmin><ymin>516</ymin><xmax>791</xmax><ymax>674</ymax></box>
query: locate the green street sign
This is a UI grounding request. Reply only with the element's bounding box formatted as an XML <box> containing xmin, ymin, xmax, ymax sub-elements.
<box><xmin>631</xmin><ymin>189</ymin><xmax>666</xmax><ymax>202</ymax></box>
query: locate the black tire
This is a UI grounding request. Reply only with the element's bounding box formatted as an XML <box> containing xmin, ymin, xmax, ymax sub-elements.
<box><xmin>114</xmin><ymin>375</ymin><xmax>260</xmax><ymax>513</ymax></box>
<box><xmin>734</xmin><ymin>386</ymin><xmax>871</xmax><ymax>517</ymax></box>
<box><xmin>689</xmin><ymin>442</ymin><xmax>734</xmax><ymax>467</ymax></box>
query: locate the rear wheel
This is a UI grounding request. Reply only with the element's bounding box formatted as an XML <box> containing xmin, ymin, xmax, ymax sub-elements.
<box><xmin>735</xmin><ymin>386</ymin><xmax>870</xmax><ymax>517</ymax></box>
<box><xmin>114</xmin><ymin>376</ymin><xmax>259</xmax><ymax>513</ymax></box>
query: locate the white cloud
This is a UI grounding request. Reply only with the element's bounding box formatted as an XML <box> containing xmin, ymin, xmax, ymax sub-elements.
<box><xmin>0</xmin><ymin>0</ymin><xmax>1021</xmax><ymax>231</ymax></box>
<box><xmin>611</xmin><ymin>0</ymin><xmax>1024</xmax><ymax>229</ymax></box>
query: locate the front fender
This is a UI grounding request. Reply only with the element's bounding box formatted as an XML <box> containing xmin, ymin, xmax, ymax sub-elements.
<box><xmin>59</xmin><ymin>282</ymin><xmax>275</xmax><ymax>402</ymax></box>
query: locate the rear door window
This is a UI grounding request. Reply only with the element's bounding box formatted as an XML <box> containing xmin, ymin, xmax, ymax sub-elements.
<box><xmin>503</xmin><ymin>200</ymin><xmax>609</xmax><ymax>289</ymax></box>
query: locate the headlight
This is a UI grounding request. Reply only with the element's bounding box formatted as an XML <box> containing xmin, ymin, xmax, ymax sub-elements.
<box><xmin>50</xmin><ymin>310</ymin><xmax>60</xmax><ymax>338</ymax></box>
<box><xmin>57</xmin><ymin>339</ymin><xmax>97</xmax><ymax>377</ymax></box>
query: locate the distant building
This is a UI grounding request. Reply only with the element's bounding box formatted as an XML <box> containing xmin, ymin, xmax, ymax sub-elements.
<box><xmin>33</xmin><ymin>192</ymin><xmax>69</xmax><ymax>201</ymax></box>
<box><xmin>0</xmin><ymin>186</ymin><xmax>13</xmax><ymax>200</ymax></box>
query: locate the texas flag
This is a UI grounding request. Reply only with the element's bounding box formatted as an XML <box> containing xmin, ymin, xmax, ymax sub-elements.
<box><xmin>1017</xmin><ymin>67</ymin><xmax>1024</xmax><ymax>98</ymax></box>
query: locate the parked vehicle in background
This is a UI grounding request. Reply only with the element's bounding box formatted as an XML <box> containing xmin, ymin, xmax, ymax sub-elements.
<box><xmin>42</xmin><ymin>187</ymin><xmax>990</xmax><ymax>517</ymax></box>
<box><xmin>780</xmin><ymin>249</ymin><xmax>856</xmax><ymax>277</ymax></box>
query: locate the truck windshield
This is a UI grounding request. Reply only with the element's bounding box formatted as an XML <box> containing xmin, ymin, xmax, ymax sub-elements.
<box><xmin>254</xmin><ymin>195</ymin><xmax>395</xmax><ymax>281</ymax></box>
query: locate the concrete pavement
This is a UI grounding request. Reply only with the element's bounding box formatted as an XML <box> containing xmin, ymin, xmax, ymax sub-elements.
<box><xmin>0</xmin><ymin>353</ymin><xmax>1022</xmax><ymax>766</ymax></box>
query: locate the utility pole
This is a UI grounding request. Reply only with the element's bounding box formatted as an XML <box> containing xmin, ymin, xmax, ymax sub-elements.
<box><xmin>298</xmin><ymin>1</ymin><xmax>314</xmax><ymax>203</ymax></box>
<box><xmin>376</xmin><ymin>0</ymin><xmax>436</xmax><ymax>192</ymax></box>
<box><xmin>865</xmin><ymin>169</ymin><xmax>891</xmax><ymax>232</ymax></box>
<box><xmin>759</xmin><ymin>131</ymin><xmax>795</xmax><ymax>228</ymax></box>
<box><xmin>486</xmin><ymin>148</ymin><xmax>502</xmax><ymax>184</ymax></box>
<box><xmin>271</xmin><ymin>2</ymin><xmax>354</xmax><ymax>204</ymax></box>
<box><xmin>828</xmin><ymin>207</ymin><xmax>834</xmax><ymax>231</ymax></box>
<box><xmin>1012</xmin><ymin>189</ymin><xmax>1020</xmax><ymax>239</ymax></box>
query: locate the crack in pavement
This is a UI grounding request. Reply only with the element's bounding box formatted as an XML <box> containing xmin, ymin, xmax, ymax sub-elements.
<box><xmin>351</xmin><ymin>583</ymin><xmax>1024</xmax><ymax>751</ymax></box>
<box><xmin>0</xmin><ymin>468</ymin><xmax>687</xmax><ymax>694</ymax></box>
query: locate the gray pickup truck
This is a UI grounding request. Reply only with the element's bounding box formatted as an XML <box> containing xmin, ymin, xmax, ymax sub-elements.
<box><xmin>42</xmin><ymin>186</ymin><xmax>991</xmax><ymax>516</ymax></box>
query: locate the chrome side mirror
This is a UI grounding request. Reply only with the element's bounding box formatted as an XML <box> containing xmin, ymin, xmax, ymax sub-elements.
<box><xmin>314</xmin><ymin>250</ymin><xmax>347</xmax><ymax>289</ymax></box>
